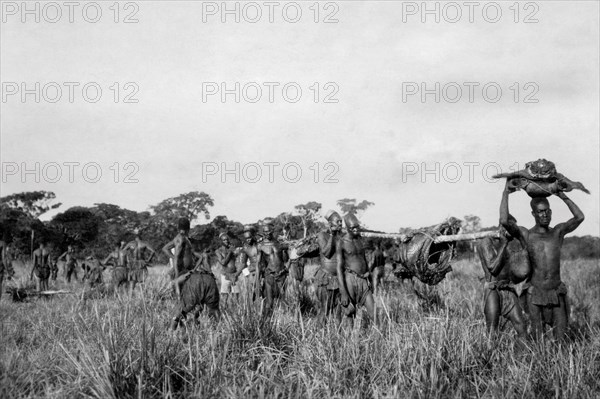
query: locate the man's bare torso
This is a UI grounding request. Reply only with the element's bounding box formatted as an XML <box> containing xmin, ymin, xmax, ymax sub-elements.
<box><xmin>116</xmin><ymin>249</ymin><xmax>128</xmax><ymax>267</ymax></box>
<box><xmin>340</xmin><ymin>236</ymin><xmax>368</xmax><ymax>275</ymax></box>
<box><xmin>130</xmin><ymin>240</ymin><xmax>151</xmax><ymax>261</ymax></box>
<box><xmin>218</xmin><ymin>245</ymin><xmax>237</xmax><ymax>274</ymax></box>
<box><xmin>65</xmin><ymin>252</ymin><xmax>76</xmax><ymax>265</ymax></box>
<box><xmin>174</xmin><ymin>234</ymin><xmax>194</xmax><ymax>271</ymax></box>
<box><xmin>259</xmin><ymin>240</ymin><xmax>285</xmax><ymax>273</ymax></box>
<box><xmin>243</xmin><ymin>244</ymin><xmax>259</xmax><ymax>272</ymax></box>
<box><xmin>523</xmin><ymin>227</ymin><xmax>563</xmax><ymax>290</ymax></box>
<box><xmin>317</xmin><ymin>231</ymin><xmax>338</xmax><ymax>274</ymax></box>
<box><xmin>34</xmin><ymin>248</ymin><xmax>50</xmax><ymax>267</ymax></box>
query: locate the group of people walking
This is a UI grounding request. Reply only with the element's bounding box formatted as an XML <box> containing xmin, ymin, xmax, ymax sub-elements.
<box><xmin>0</xmin><ymin>174</ymin><xmax>586</xmax><ymax>341</ymax></box>
<box><xmin>163</xmin><ymin>212</ymin><xmax>394</xmax><ymax>330</ymax></box>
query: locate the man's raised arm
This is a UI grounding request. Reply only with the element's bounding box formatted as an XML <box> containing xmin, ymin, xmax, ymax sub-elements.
<box><xmin>216</xmin><ymin>247</ymin><xmax>232</xmax><ymax>269</ymax></box>
<box><xmin>318</xmin><ymin>231</ymin><xmax>336</xmax><ymax>259</ymax></box>
<box><xmin>554</xmin><ymin>192</ymin><xmax>585</xmax><ymax>236</ymax></box>
<box><xmin>101</xmin><ymin>252</ymin><xmax>115</xmax><ymax>267</ymax></box>
<box><xmin>500</xmin><ymin>181</ymin><xmax>523</xmax><ymax>239</ymax></box>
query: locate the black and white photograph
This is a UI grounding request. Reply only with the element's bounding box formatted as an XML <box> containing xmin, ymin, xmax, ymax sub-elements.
<box><xmin>1</xmin><ymin>1</ymin><xmax>599</xmax><ymax>397</ymax></box>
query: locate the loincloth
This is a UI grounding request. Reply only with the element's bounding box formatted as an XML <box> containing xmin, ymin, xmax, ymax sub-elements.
<box><xmin>485</xmin><ymin>279</ymin><xmax>528</xmax><ymax>296</ymax></box>
<box><xmin>314</xmin><ymin>268</ymin><xmax>339</xmax><ymax>291</ymax></box>
<box><xmin>344</xmin><ymin>269</ymin><xmax>372</xmax><ymax>310</ymax></box>
<box><xmin>221</xmin><ymin>271</ymin><xmax>238</xmax><ymax>281</ymax></box>
<box><xmin>484</xmin><ymin>280</ymin><xmax>518</xmax><ymax>317</ymax></box>
<box><xmin>263</xmin><ymin>268</ymin><xmax>288</xmax><ymax>298</ymax></box>
<box><xmin>128</xmin><ymin>260</ymin><xmax>147</xmax><ymax>282</ymax></box>
<box><xmin>527</xmin><ymin>282</ymin><xmax>568</xmax><ymax>307</ymax></box>
<box><xmin>132</xmin><ymin>259</ymin><xmax>147</xmax><ymax>270</ymax></box>
<box><xmin>65</xmin><ymin>260</ymin><xmax>77</xmax><ymax>271</ymax></box>
<box><xmin>35</xmin><ymin>265</ymin><xmax>50</xmax><ymax>280</ymax></box>
<box><xmin>112</xmin><ymin>266</ymin><xmax>129</xmax><ymax>285</ymax></box>
<box><xmin>265</xmin><ymin>268</ymin><xmax>287</xmax><ymax>283</ymax></box>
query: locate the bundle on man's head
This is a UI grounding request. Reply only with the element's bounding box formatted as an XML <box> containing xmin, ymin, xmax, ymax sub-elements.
<box><xmin>219</xmin><ymin>232</ymin><xmax>229</xmax><ymax>240</ymax></box>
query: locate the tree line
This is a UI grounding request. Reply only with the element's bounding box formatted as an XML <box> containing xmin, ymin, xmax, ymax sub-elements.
<box><xmin>1</xmin><ymin>191</ymin><xmax>597</xmax><ymax>262</ymax></box>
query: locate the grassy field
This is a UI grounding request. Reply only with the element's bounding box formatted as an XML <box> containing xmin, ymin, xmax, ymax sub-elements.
<box><xmin>1</xmin><ymin>257</ymin><xmax>599</xmax><ymax>398</ymax></box>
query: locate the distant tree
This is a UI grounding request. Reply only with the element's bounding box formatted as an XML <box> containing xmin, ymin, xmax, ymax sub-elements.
<box><xmin>271</xmin><ymin>212</ymin><xmax>303</xmax><ymax>240</ymax></box>
<box><xmin>0</xmin><ymin>192</ymin><xmax>62</xmax><ymax>255</ymax></box>
<box><xmin>0</xmin><ymin>191</ymin><xmax>61</xmax><ymax>218</ymax></box>
<box><xmin>0</xmin><ymin>205</ymin><xmax>48</xmax><ymax>254</ymax></box>
<box><xmin>336</xmin><ymin>198</ymin><xmax>374</xmax><ymax>217</ymax></box>
<box><xmin>142</xmin><ymin>192</ymin><xmax>215</xmax><ymax>251</ymax></box>
<box><xmin>459</xmin><ymin>215</ymin><xmax>482</xmax><ymax>257</ymax></box>
<box><xmin>294</xmin><ymin>201</ymin><xmax>322</xmax><ymax>237</ymax></box>
<box><xmin>49</xmin><ymin>207</ymin><xmax>101</xmax><ymax>249</ymax></box>
<box><xmin>89</xmin><ymin>203</ymin><xmax>143</xmax><ymax>251</ymax></box>
<box><xmin>150</xmin><ymin>191</ymin><xmax>214</xmax><ymax>226</ymax></box>
<box><xmin>190</xmin><ymin>215</ymin><xmax>245</xmax><ymax>253</ymax></box>
<box><xmin>562</xmin><ymin>236</ymin><xmax>600</xmax><ymax>259</ymax></box>
<box><xmin>463</xmin><ymin>215</ymin><xmax>482</xmax><ymax>233</ymax></box>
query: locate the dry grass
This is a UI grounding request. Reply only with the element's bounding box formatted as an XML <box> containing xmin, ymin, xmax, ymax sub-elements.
<box><xmin>1</xmin><ymin>258</ymin><xmax>599</xmax><ymax>398</ymax></box>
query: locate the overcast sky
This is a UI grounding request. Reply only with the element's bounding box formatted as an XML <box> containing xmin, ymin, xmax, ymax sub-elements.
<box><xmin>1</xmin><ymin>1</ymin><xmax>598</xmax><ymax>236</ymax></box>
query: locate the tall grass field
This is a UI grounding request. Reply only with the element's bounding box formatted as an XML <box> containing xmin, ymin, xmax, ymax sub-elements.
<box><xmin>1</xmin><ymin>257</ymin><xmax>599</xmax><ymax>398</ymax></box>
